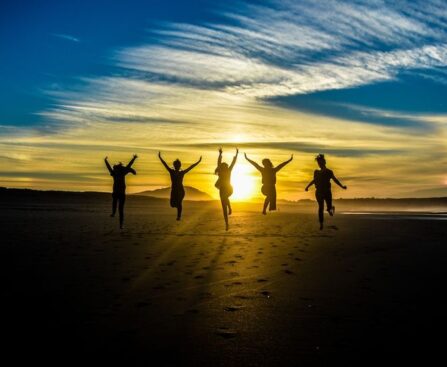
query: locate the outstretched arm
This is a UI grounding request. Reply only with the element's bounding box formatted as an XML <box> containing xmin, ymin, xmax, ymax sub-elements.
<box><xmin>244</xmin><ymin>153</ymin><xmax>262</xmax><ymax>172</ymax></box>
<box><xmin>332</xmin><ymin>174</ymin><xmax>347</xmax><ymax>189</ymax></box>
<box><xmin>104</xmin><ymin>157</ymin><xmax>113</xmax><ymax>174</ymax></box>
<box><xmin>126</xmin><ymin>154</ymin><xmax>138</xmax><ymax>169</ymax></box>
<box><xmin>305</xmin><ymin>180</ymin><xmax>314</xmax><ymax>191</ymax></box>
<box><xmin>274</xmin><ymin>154</ymin><xmax>293</xmax><ymax>172</ymax></box>
<box><xmin>217</xmin><ymin>147</ymin><xmax>223</xmax><ymax>167</ymax></box>
<box><xmin>229</xmin><ymin>148</ymin><xmax>239</xmax><ymax>170</ymax></box>
<box><xmin>184</xmin><ymin>156</ymin><xmax>202</xmax><ymax>174</ymax></box>
<box><xmin>158</xmin><ymin>152</ymin><xmax>172</xmax><ymax>172</ymax></box>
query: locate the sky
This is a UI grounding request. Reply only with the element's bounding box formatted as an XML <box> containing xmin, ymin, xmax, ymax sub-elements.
<box><xmin>1</xmin><ymin>0</ymin><xmax>446</xmax><ymax>200</ymax></box>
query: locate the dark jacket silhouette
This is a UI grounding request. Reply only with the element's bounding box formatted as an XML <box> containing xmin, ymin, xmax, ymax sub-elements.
<box><xmin>159</xmin><ymin>152</ymin><xmax>201</xmax><ymax>220</ymax></box>
<box><xmin>105</xmin><ymin>155</ymin><xmax>137</xmax><ymax>228</ymax></box>
<box><xmin>245</xmin><ymin>153</ymin><xmax>293</xmax><ymax>214</ymax></box>
<box><xmin>215</xmin><ymin>148</ymin><xmax>238</xmax><ymax>230</ymax></box>
<box><xmin>305</xmin><ymin>154</ymin><xmax>347</xmax><ymax>229</ymax></box>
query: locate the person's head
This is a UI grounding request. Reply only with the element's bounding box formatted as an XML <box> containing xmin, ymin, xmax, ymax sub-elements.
<box><xmin>173</xmin><ymin>159</ymin><xmax>181</xmax><ymax>170</ymax></box>
<box><xmin>315</xmin><ymin>153</ymin><xmax>326</xmax><ymax>168</ymax></box>
<box><xmin>262</xmin><ymin>158</ymin><xmax>273</xmax><ymax>168</ymax></box>
<box><xmin>113</xmin><ymin>162</ymin><xmax>124</xmax><ymax>171</ymax></box>
<box><xmin>216</xmin><ymin>162</ymin><xmax>229</xmax><ymax>175</ymax></box>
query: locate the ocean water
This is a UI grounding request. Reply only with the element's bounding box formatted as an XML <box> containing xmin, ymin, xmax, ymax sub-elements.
<box><xmin>341</xmin><ymin>212</ymin><xmax>447</xmax><ymax>221</ymax></box>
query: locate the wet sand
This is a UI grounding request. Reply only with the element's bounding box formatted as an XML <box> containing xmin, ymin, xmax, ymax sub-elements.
<box><xmin>2</xmin><ymin>196</ymin><xmax>447</xmax><ymax>364</ymax></box>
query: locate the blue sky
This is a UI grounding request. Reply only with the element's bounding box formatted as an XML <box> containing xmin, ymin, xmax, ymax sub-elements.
<box><xmin>1</xmin><ymin>0</ymin><xmax>446</xmax><ymax>198</ymax></box>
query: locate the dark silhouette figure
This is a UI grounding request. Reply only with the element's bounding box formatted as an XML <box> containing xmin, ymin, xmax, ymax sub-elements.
<box><xmin>215</xmin><ymin>147</ymin><xmax>238</xmax><ymax>231</ymax></box>
<box><xmin>245</xmin><ymin>153</ymin><xmax>293</xmax><ymax>214</ymax></box>
<box><xmin>305</xmin><ymin>154</ymin><xmax>347</xmax><ymax>230</ymax></box>
<box><xmin>158</xmin><ymin>152</ymin><xmax>202</xmax><ymax>220</ymax></box>
<box><xmin>104</xmin><ymin>154</ymin><xmax>138</xmax><ymax>229</ymax></box>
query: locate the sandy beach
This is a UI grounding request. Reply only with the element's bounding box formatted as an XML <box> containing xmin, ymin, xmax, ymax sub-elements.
<box><xmin>2</xmin><ymin>193</ymin><xmax>446</xmax><ymax>364</ymax></box>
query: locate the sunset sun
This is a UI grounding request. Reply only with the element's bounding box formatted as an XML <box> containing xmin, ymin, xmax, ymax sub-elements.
<box><xmin>231</xmin><ymin>162</ymin><xmax>256</xmax><ymax>201</ymax></box>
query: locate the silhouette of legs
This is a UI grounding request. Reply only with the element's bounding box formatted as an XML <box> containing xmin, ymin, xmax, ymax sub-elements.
<box><xmin>220</xmin><ymin>195</ymin><xmax>230</xmax><ymax>231</ymax></box>
<box><xmin>111</xmin><ymin>194</ymin><xmax>118</xmax><ymax>217</ymax></box>
<box><xmin>228</xmin><ymin>201</ymin><xmax>232</xmax><ymax>215</ymax></box>
<box><xmin>325</xmin><ymin>192</ymin><xmax>334</xmax><ymax>216</ymax></box>
<box><xmin>177</xmin><ymin>203</ymin><xmax>182</xmax><ymax>221</ymax></box>
<box><xmin>316</xmin><ymin>191</ymin><xmax>325</xmax><ymax>230</ymax></box>
<box><xmin>262</xmin><ymin>197</ymin><xmax>269</xmax><ymax>214</ymax></box>
<box><xmin>261</xmin><ymin>186</ymin><xmax>276</xmax><ymax>214</ymax></box>
<box><xmin>118</xmin><ymin>194</ymin><xmax>125</xmax><ymax>229</ymax></box>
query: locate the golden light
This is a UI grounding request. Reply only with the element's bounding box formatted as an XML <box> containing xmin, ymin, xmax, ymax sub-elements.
<box><xmin>231</xmin><ymin>162</ymin><xmax>257</xmax><ymax>201</ymax></box>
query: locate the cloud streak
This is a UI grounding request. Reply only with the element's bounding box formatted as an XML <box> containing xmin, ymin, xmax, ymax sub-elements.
<box><xmin>2</xmin><ymin>0</ymin><xmax>447</xmax><ymax>199</ymax></box>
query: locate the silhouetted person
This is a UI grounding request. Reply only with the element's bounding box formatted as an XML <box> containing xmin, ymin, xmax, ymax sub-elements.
<box><xmin>305</xmin><ymin>154</ymin><xmax>347</xmax><ymax>230</ymax></box>
<box><xmin>158</xmin><ymin>152</ymin><xmax>202</xmax><ymax>220</ymax></box>
<box><xmin>215</xmin><ymin>147</ymin><xmax>238</xmax><ymax>231</ymax></box>
<box><xmin>104</xmin><ymin>154</ymin><xmax>138</xmax><ymax>229</ymax></box>
<box><xmin>245</xmin><ymin>153</ymin><xmax>293</xmax><ymax>214</ymax></box>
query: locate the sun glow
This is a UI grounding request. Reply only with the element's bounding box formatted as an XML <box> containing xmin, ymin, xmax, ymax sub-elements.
<box><xmin>231</xmin><ymin>162</ymin><xmax>257</xmax><ymax>201</ymax></box>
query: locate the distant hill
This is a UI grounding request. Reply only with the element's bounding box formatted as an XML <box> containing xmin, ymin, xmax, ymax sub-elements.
<box><xmin>135</xmin><ymin>186</ymin><xmax>213</xmax><ymax>201</ymax></box>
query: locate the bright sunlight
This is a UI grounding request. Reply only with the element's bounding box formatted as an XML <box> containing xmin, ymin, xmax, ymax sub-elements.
<box><xmin>231</xmin><ymin>162</ymin><xmax>257</xmax><ymax>201</ymax></box>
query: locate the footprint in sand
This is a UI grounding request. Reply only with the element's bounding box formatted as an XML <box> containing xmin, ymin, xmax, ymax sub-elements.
<box><xmin>284</xmin><ymin>269</ymin><xmax>295</xmax><ymax>275</ymax></box>
<box><xmin>234</xmin><ymin>294</ymin><xmax>254</xmax><ymax>300</ymax></box>
<box><xmin>260</xmin><ymin>290</ymin><xmax>271</xmax><ymax>298</ymax></box>
<box><xmin>257</xmin><ymin>278</ymin><xmax>268</xmax><ymax>283</ymax></box>
<box><xmin>215</xmin><ymin>327</ymin><xmax>238</xmax><ymax>339</ymax></box>
<box><xmin>224</xmin><ymin>305</ymin><xmax>244</xmax><ymax>312</ymax></box>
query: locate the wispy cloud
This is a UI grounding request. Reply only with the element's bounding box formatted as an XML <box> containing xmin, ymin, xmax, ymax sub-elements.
<box><xmin>52</xmin><ymin>33</ymin><xmax>80</xmax><ymax>43</ymax></box>
<box><xmin>2</xmin><ymin>1</ymin><xmax>447</xmax><ymax>198</ymax></box>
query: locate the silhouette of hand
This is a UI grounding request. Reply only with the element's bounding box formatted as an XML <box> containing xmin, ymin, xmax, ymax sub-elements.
<box><xmin>133</xmin><ymin>154</ymin><xmax>138</xmax><ymax>159</ymax></box>
<box><xmin>219</xmin><ymin>147</ymin><xmax>223</xmax><ymax>154</ymax></box>
<box><xmin>158</xmin><ymin>151</ymin><xmax>161</xmax><ymax>157</ymax></box>
<box><xmin>343</xmin><ymin>185</ymin><xmax>347</xmax><ymax>190</ymax></box>
<box><xmin>305</xmin><ymin>187</ymin><xmax>309</xmax><ymax>192</ymax></box>
<box><xmin>104</xmin><ymin>156</ymin><xmax>108</xmax><ymax>160</ymax></box>
<box><xmin>199</xmin><ymin>156</ymin><xmax>202</xmax><ymax>162</ymax></box>
<box><xmin>244</xmin><ymin>153</ymin><xmax>248</xmax><ymax>159</ymax></box>
<box><xmin>290</xmin><ymin>154</ymin><xmax>294</xmax><ymax>160</ymax></box>
<box><xmin>235</xmin><ymin>148</ymin><xmax>239</xmax><ymax>154</ymax></box>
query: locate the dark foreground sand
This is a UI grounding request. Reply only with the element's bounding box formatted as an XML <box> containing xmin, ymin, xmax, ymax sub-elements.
<box><xmin>2</xmin><ymin>195</ymin><xmax>447</xmax><ymax>364</ymax></box>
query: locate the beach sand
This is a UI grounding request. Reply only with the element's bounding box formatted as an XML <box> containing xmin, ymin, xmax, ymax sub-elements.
<box><xmin>2</xmin><ymin>196</ymin><xmax>446</xmax><ymax>364</ymax></box>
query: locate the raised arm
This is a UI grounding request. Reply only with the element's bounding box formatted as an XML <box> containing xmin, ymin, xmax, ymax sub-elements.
<box><xmin>274</xmin><ymin>154</ymin><xmax>293</xmax><ymax>172</ymax></box>
<box><xmin>158</xmin><ymin>152</ymin><xmax>172</xmax><ymax>172</ymax></box>
<box><xmin>126</xmin><ymin>154</ymin><xmax>138</xmax><ymax>169</ymax></box>
<box><xmin>183</xmin><ymin>156</ymin><xmax>202</xmax><ymax>174</ymax></box>
<box><xmin>217</xmin><ymin>147</ymin><xmax>223</xmax><ymax>167</ymax></box>
<box><xmin>244</xmin><ymin>153</ymin><xmax>262</xmax><ymax>172</ymax></box>
<box><xmin>229</xmin><ymin>148</ymin><xmax>239</xmax><ymax>171</ymax></box>
<box><xmin>104</xmin><ymin>157</ymin><xmax>113</xmax><ymax>175</ymax></box>
<box><xmin>332</xmin><ymin>173</ymin><xmax>347</xmax><ymax>190</ymax></box>
<box><xmin>305</xmin><ymin>179</ymin><xmax>314</xmax><ymax>191</ymax></box>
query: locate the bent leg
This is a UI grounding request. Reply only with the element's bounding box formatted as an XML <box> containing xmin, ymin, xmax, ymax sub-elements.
<box><xmin>263</xmin><ymin>197</ymin><xmax>269</xmax><ymax>214</ymax></box>
<box><xmin>325</xmin><ymin>191</ymin><xmax>334</xmax><ymax>216</ymax></box>
<box><xmin>221</xmin><ymin>196</ymin><xmax>229</xmax><ymax>230</ymax></box>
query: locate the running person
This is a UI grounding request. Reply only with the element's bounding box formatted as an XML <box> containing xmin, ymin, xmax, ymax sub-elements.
<box><xmin>215</xmin><ymin>147</ymin><xmax>238</xmax><ymax>231</ymax></box>
<box><xmin>305</xmin><ymin>154</ymin><xmax>347</xmax><ymax>230</ymax></box>
<box><xmin>104</xmin><ymin>154</ymin><xmax>138</xmax><ymax>229</ymax></box>
<box><xmin>245</xmin><ymin>153</ymin><xmax>293</xmax><ymax>214</ymax></box>
<box><xmin>158</xmin><ymin>152</ymin><xmax>202</xmax><ymax>221</ymax></box>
